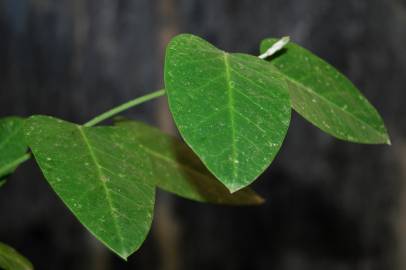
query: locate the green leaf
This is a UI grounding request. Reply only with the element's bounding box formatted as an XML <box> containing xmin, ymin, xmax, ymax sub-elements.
<box><xmin>24</xmin><ymin>116</ymin><xmax>155</xmax><ymax>260</ymax></box>
<box><xmin>115</xmin><ymin>119</ymin><xmax>264</xmax><ymax>205</ymax></box>
<box><xmin>0</xmin><ymin>117</ymin><xmax>30</xmax><ymax>180</ymax></box>
<box><xmin>0</xmin><ymin>242</ymin><xmax>33</xmax><ymax>270</ymax></box>
<box><xmin>260</xmin><ymin>38</ymin><xmax>390</xmax><ymax>144</ymax></box>
<box><xmin>165</xmin><ymin>34</ymin><xmax>291</xmax><ymax>192</ymax></box>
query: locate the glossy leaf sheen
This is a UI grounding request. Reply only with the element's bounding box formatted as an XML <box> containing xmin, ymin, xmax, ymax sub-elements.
<box><xmin>0</xmin><ymin>117</ymin><xmax>29</xmax><ymax>180</ymax></box>
<box><xmin>165</xmin><ymin>34</ymin><xmax>291</xmax><ymax>192</ymax></box>
<box><xmin>115</xmin><ymin>120</ymin><xmax>264</xmax><ymax>205</ymax></box>
<box><xmin>25</xmin><ymin>116</ymin><xmax>155</xmax><ymax>260</ymax></box>
<box><xmin>260</xmin><ymin>39</ymin><xmax>390</xmax><ymax>144</ymax></box>
<box><xmin>0</xmin><ymin>242</ymin><xmax>33</xmax><ymax>270</ymax></box>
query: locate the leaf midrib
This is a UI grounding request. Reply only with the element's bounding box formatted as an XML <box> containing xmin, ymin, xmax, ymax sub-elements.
<box><xmin>279</xmin><ymin>69</ymin><xmax>387</xmax><ymax>141</ymax></box>
<box><xmin>0</xmin><ymin>246</ymin><xmax>32</xmax><ymax>270</ymax></box>
<box><xmin>1</xmin><ymin>255</ymin><xmax>31</xmax><ymax>270</ymax></box>
<box><xmin>77</xmin><ymin>126</ymin><xmax>126</xmax><ymax>254</ymax></box>
<box><xmin>223</xmin><ymin>53</ymin><xmax>238</xmax><ymax>179</ymax></box>
<box><xmin>0</xmin><ymin>255</ymin><xmax>31</xmax><ymax>270</ymax></box>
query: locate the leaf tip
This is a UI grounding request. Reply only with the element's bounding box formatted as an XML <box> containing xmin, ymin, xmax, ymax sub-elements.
<box><xmin>377</xmin><ymin>129</ymin><xmax>391</xmax><ymax>145</ymax></box>
<box><xmin>227</xmin><ymin>184</ymin><xmax>246</xmax><ymax>194</ymax></box>
<box><xmin>252</xmin><ymin>194</ymin><xmax>266</xmax><ymax>205</ymax></box>
<box><xmin>118</xmin><ymin>253</ymin><xmax>129</xmax><ymax>261</ymax></box>
<box><xmin>113</xmin><ymin>247</ymin><xmax>131</xmax><ymax>261</ymax></box>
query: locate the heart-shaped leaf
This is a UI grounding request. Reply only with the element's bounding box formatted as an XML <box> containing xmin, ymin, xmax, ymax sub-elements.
<box><xmin>260</xmin><ymin>38</ymin><xmax>390</xmax><ymax>144</ymax></box>
<box><xmin>0</xmin><ymin>242</ymin><xmax>33</xmax><ymax>270</ymax></box>
<box><xmin>115</xmin><ymin>119</ymin><xmax>264</xmax><ymax>205</ymax></box>
<box><xmin>165</xmin><ymin>34</ymin><xmax>291</xmax><ymax>192</ymax></box>
<box><xmin>24</xmin><ymin>116</ymin><xmax>155</xmax><ymax>260</ymax></box>
<box><xmin>0</xmin><ymin>117</ymin><xmax>30</xmax><ymax>182</ymax></box>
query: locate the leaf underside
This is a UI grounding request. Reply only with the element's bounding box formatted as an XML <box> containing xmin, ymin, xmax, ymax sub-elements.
<box><xmin>0</xmin><ymin>242</ymin><xmax>33</xmax><ymax>270</ymax></box>
<box><xmin>25</xmin><ymin>116</ymin><xmax>155</xmax><ymax>260</ymax></box>
<box><xmin>260</xmin><ymin>38</ymin><xmax>390</xmax><ymax>144</ymax></box>
<box><xmin>115</xmin><ymin>119</ymin><xmax>264</xmax><ymax>205</ymax></box>
<box><xmin>0</xmin><ymin>117</ymin><xmax>29</xmax><ymax>182</ymax></box>
<box><xmin>165</xmin><ymin>34</ymin><xmax>291</xmax><ymax>192</ymax></box>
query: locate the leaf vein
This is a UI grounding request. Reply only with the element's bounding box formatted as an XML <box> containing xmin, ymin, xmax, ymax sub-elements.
<box><xmin>77</xmin><ymin>126</ymin><xmax>126</xmax><ymax>252</ymax></box>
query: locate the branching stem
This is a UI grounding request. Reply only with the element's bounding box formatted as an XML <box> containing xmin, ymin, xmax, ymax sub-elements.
<box><xmin>84</xmin><ymin>89</ymin><xmax>166</xmax><ymax>127</ymax></box>
<box><xmin>84</xmin><ymin>36</ymin><xmax>289</xmax><ymax>127</ymax></box>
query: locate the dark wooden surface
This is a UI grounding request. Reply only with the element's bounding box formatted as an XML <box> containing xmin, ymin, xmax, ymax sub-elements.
<box><xmin>0</xmin><ymin>0</ymin><xmax>405</xmax><ymax>269</ymax></box>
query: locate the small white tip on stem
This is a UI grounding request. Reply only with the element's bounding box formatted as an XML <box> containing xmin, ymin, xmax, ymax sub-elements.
<box><xmin>259</xmin><ymin>36</ymin><xmax>290</xmax><ymax>59</ymax></box>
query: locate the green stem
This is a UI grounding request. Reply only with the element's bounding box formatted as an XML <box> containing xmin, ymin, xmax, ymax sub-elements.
<box><xmin>85</xmin><ymin>37</ymin><xmax>290</xmax><ymax>128</ymax></box>
<box><xmin>84</xmin><ymin>89</ymin><xmax>166</xmax><ymax>127</ymax></box>
<box><xmin>1</xmin><ymin>90</ymin><xmax>165</xmax><ymax>174</ymax></box>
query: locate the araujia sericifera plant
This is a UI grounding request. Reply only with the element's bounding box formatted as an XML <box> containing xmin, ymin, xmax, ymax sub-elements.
<box><xmin>0</xmin><ymin>34</ymin><xmax>390</xmax><ymax>268</ymax></box>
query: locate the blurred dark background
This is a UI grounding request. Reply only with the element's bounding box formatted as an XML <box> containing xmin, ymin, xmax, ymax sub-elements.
<box><xmin>0</xmin><ymin>0</ymin><xmax>405</xmax><ymax>269</ymax></box>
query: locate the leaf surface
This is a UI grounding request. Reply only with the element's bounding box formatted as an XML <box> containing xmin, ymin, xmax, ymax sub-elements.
<box><xmin>165</xmin><ymin>34</ymin><xmax>291</xmax><ymax>192</ymax></box>
<box><xmin>24</xmin><ymin>116</ymin><xmax>155</xmax><ymax>260</ymax></box>
<box><xmin>115</xmin><ymin>119</ymin><xmax>264</xmax><ymax>205</ymax></box>
<box><xmin>0</xmin><ymin>117</ymin><xmax>29</xmax><ymax>181</ymax></box>
<box><xmin>0</xmin><ymin>242</ymin><xmax>33</xmax><ymax>270</ymax></box>
<box><xmin>260</xmin><ymin>38</ymin><xmax>390</xmax><ymax>144</ymax></box>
